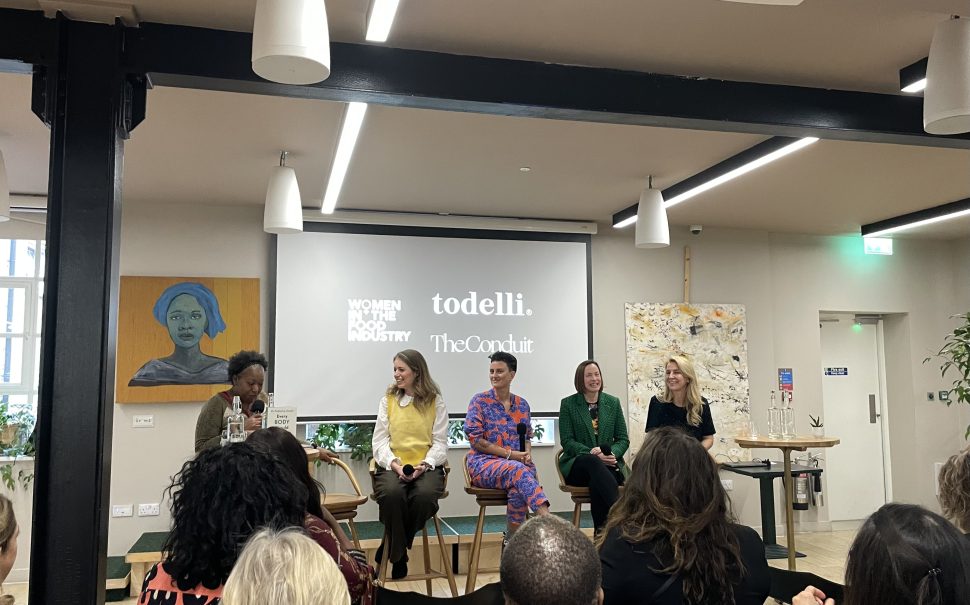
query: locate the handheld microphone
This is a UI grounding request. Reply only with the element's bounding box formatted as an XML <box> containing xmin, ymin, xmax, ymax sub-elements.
<box><xmin>250</xmin><ymin>400</ymin><xmax>265</xmax><ymax>414</ymax></box>
<box><xmin>600</xmin><ymin>444</ymin><xmax>612</xmax><ymax>457</ymax></box>
<box><xmin>402</xmin><ymin>464</ymin><xmax>414</xmax><ymax>477</ymax></box>
<box><xmin>516</xmin><ymin>423</ymin><xmax>527</xmax><ymax>452</ymax></box>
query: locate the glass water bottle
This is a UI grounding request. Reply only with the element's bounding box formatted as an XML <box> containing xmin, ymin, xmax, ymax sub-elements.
<box><xmin>227</xmin><ymin>395</ymin><xmax>246</xmax><ymax>443</ymax></box>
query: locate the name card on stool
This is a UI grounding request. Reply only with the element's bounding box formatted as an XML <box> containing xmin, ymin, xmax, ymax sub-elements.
<box><xmin>265</xmin><ymin>406</ymin><xmax>298</xmax><ymax>437</ymax></box>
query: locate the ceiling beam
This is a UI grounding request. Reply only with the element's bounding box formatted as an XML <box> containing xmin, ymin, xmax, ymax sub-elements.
<box><xmin>3</xmin><ymin>7</ymin><xmax>970</xmax><ymax>150</ymax></box>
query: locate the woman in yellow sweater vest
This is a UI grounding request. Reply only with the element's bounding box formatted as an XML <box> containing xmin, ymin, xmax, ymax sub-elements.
<box><xmin>371</xmin><ymin>349</ymin><xmax>448</xmax><ymax>579</ymax></box>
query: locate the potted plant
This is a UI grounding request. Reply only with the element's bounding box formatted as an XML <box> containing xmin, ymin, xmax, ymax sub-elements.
<box><xmin>925</xmin><ymin>311</ymin><xmax>970</xmax><ymax>439</ymax></box>
<box><xmin>809</xmin><ymin>415</ymin><xmax>824</xmax><ymax>437</ymax></box>
<box><xmin>0</xmin><ymin>401</ymin><xmax>36</xmax><ymax>490</ymax></box>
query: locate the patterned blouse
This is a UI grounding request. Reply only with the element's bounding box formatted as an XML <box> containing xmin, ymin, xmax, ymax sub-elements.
<box><xmin>139</xmin><ymin>562</ymin><xmax>222</xmax><ymax>604</ymax></box>
<box><xmin>464</xmin><ymin>389</ymin><xmax>533</xmax><ymax>467</ymax></box>
<box><xmin>304</xmin><ymin>514</ymin><xmax>375</xmax><ymax>605</ymax></box>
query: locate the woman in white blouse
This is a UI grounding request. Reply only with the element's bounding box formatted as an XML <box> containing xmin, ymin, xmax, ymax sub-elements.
<box><xmin>371</xmin><ymin>349</ymin><xmax>448</xmax><ymax>580</ymax></box>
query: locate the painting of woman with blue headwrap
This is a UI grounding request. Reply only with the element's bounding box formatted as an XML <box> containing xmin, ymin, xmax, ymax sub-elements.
<box><xmin>128</xmin><ymin>282</ymin><xmax>230</xmax><ymax>386</ymax></box>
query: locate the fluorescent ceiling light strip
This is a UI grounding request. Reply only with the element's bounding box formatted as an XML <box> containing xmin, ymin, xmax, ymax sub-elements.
<box><xmin>865</xmin><ymin>207</ymin><xmax>970</xmax><ymax>237</ymax></box>
<box><xmin>321</xmin><ymin>102</ymin><xmax>368</xmax><ymax>215</ymax></box>
<box><xmin>901</xmin><ymin>78</ymin><xmax>927</xmax><ymax>93</ymax></box>
<box><xmin>365</xmin><ymin>0</ymin><xmax>401</xmax><ymax>42</ymax></box>
<box><xmin>663</xmin><ymin>137</ymin><xmax>819</xmax><ymax>209</ymax></box>
<box><xmin>613</xmin><ymin>215</ymin><xmax>637</xmax><ymax>229</ymax></box>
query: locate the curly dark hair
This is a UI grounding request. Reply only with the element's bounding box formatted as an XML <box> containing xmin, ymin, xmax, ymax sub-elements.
<box><xmin>161</xmin><ymin>442</ymin><xmax>308</xmax><ymax>590</ymax></box>
<box><xmin>597</xmin><ymin>427</ymin><xmax>743</xmax><ymax>605</ymax></box>
<box><xmin>247</xmin><ymin>427</ymin><xmax>325</xmax><ymax>519</ymax></box>
<box><xmin>227</xmin><ymin>350</ymin><xmax>268</xmax><ymax>381</ymax></box>
<box><xmin>939</xmin><ymin>446</ymin><xmax>970</xmax><ymax>532</ymax></box>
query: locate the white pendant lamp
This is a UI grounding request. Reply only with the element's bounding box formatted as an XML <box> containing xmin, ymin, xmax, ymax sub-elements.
<box><xmin>635</xmin><ymin>177</ymin><xmax>669</xmax><ymax>249</ymax></box>
<box><xmin>0</xmin><ymin>149</ymin><xmax>9</xmax><ymax>223</ymax></box>
<box><xmin>264</xmin><ymin>151</ymin><xmax>304</xmax><ymax>234</ymax></box>
<box><xmin>924</xmin><ymin>16</ymin><xmax>970</xmax><ymax>135</ymax></box>
<box><xmin>252</xmin><ymin>0</ymin><xmax>331</xmax><ymax>85</ymax></box>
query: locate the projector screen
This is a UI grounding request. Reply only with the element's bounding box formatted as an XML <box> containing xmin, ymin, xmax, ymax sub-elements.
<box><xmin>273</xmin><ymin>225</ymin><xmax>591</xmax><ymax>420</ymax></box>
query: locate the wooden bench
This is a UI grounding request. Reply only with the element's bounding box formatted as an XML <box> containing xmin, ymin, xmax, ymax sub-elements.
<box><xmin>105</xmin><ymin>556</ymin><xmax>131</xmax><ymax>602</ymax></box>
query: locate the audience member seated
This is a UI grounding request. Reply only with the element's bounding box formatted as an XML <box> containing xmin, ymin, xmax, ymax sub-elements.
<box><xmin>138</xmin><ymin>442</ymin><xmax>307</xmax><ymax>604</ymax></box>
<box><xmin>598</xmin><ymin>427</ymin><xmax>769</xmax><ymax>605</ymax></box>
<box><xmin>0</xmin><ymin>495</ymin><xmax>17</xmax><ymax>605</ymax></box>
<box><xmin>248</xmin><ymin>427</ymin><xmax>374</xmax><ymax>604</ymax></box>
<box><xmin>939</xmin><ymin>446</ymin><xmax>970</xmax><ymax>536</ymax></box>
<box><xmin>500</xmin><ymin>515</ymin><xmax>602</xmax><ymax>605</ymax></box>
<box><xmin>222</xmin><ymin>527</ymin><xmax>350</xmax><ymax>605</ymax></box>
<box><xmin>793</xmin><ymin>503</ymin><xmax>970</xmax><ymax>605</ymax></box>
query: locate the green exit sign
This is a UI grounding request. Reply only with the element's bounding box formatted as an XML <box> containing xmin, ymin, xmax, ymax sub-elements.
<box><xmin>863</xmin><ymin>237</ymin><xmax>893</xmax><ymax>256</ymax></box>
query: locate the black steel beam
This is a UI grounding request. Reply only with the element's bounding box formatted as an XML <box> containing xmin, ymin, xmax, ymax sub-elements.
<box><xmin>0</xmin><ymin>8</ymin><xmax>55</xmax><ymax>69</ymax></box>
<box><xmin>29</xmin><ymin>17</ymin><xmax>125</xmax><ymax>605</ymax></box>
<box><xmin>119</xmin><ymin>20</ymin><xmax>970</xmax><ymax>149</ymax></box>
<box><xmin>861</xmin><ymin>196</ymin><xmax>970</xmax><ymax>236</ymax></box>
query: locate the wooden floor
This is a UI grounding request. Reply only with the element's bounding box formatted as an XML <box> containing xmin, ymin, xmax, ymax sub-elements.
<box><xmin>3</xmin><ymin>530</ymin><xmax>855</xmax><ymax>603</ymax></box>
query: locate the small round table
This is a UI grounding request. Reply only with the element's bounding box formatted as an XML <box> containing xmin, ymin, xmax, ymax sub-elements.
<box><xmin>734</xmin><ymin>436</ymin><xmax>840</xmax><ymax>570</ymax></box>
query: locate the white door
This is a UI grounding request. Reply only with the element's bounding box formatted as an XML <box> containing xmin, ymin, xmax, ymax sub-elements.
<box><xmin>819</xmin><ymin>316</ymin><xmax>887</xmax><ymax>522</ymax></box>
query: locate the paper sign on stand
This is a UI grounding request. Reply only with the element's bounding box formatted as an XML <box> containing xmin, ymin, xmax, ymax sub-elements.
<box><xmin>265</xmin><ymin>406</ymin><xmax>298</xmax><ymax>437</ymax></box>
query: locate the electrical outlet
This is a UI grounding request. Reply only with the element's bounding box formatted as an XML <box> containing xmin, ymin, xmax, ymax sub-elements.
<box><xmin>133</xmin><ymin>415</ymin><xmax>154</xmax><ymax>428</ymax></box>
<box><xmin>927</xmin><ymin>392</ymin><xmax>935</xmax><ymax>401</ymax></box>
<box><xmin>112</xmin><ymin>504</ymin><xmax>133</xmax><ymax>518</ymax></box>
<box><xmin>138</xmin><ymin>503</ymin><xmax>160</xmax><ymax>517</ymax></box>
<box><xmin>939</xmin><ymin>391</ymin><xmax>950</xmax><ymax>402</ymax></box>
<box><xmin>721</xmin><ymin>479</ymin><xmax>734</xmax><ymax>491</ymax></box>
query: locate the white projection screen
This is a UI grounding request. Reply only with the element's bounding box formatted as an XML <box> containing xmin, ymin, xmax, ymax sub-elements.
<box><xmin>273</xmin><ymin>226</ymin><xmax>592</xmax><ymax>419</ymax></box>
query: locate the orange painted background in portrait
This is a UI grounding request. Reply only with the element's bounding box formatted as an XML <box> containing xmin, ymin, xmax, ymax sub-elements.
<box><xmin>116</xmin><ymin>276</ymin><xmax>260</xmax><ymax>403</ymax></box>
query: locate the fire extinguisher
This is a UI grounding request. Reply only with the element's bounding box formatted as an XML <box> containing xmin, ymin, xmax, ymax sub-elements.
<box><xmin>794</xmin><ymin>474</ymin><xmax>810</xmax><ymax>510</ymax></box>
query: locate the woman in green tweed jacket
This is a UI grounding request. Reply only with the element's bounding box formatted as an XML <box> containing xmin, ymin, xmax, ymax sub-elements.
<box><xmin>558</xmin><ymin>360</ymin><xmax>630</xmax><ymax>532</ymax></box>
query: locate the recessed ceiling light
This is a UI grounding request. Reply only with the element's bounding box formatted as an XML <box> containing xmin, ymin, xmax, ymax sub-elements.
<box><xmin>519</xmin><ymin>167</ymin><xmax>531</xmax><ymax>172</ymax></box>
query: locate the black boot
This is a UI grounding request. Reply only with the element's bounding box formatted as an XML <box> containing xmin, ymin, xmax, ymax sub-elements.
<box><xmin>392</xmin><ymin>553</ymin><xmax>409</xmax><ymax>580</ymax></box>
<box><xmin>375</xmin><ymin>541</ymin><xmax>384</xmax><ymax>564</ymax></box>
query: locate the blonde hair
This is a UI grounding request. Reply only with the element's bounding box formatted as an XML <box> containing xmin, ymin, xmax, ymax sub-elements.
<box><xmin>222</xmin><ymin>528</ymin><xmax>350</xmax><ymax>605</ymax></box>
<box><xmin>939</xmin><ymin>446</ymin><xmax>970</xmax><ymax>532</ymax></box>
<box><xmin>386</xmin><ymin>349</ymin><xmax>441</xmax><ymax>409</ymax></box>
<box><xmin>661</xmin><ymin>354</ymin><xmax>704</xmax><ymax>427</ymax></box>
<box><xmin>0</xmin><ymin>494</ymin><xmax>16</xmax><ymax>599</ymax></box>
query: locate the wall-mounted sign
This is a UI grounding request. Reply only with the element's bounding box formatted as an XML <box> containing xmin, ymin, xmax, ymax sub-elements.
<box><xmin>778</xmin><ymin>368</ymin><xmax>794</xmax><ymax>392</ymax></box>
<box><xmin>824</xmin><ymin>367</ymin><xmax>849</xmax><ymax>376</ymax></box>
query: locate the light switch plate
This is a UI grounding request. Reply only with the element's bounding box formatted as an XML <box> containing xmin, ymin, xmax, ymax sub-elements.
<box><xmin>927</xmin><ymin>392</ymin><xmax>935</xmax><ymax>401</ymax></box>
<box><xmin>112</xmin><ymin>504</ymin><xmax>133</xmax><ymax>518</ymax></box>
<box><xmin>939</xmin><ymin>391</ymin><xmax>949</xmax><ymax>401</ymax></box>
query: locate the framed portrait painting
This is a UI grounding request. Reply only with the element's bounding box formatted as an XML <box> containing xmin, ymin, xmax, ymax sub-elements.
<box><xmin>116</xmin><ymin>276</ymin><xmax>260</xmax><ymax>403</ymax></box>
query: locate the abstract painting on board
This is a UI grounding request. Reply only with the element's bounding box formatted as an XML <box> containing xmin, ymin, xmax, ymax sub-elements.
<box><xmin>625</xmin><ymin>302</ymin><xmax>750</xmax><ymax>460</ymax></box>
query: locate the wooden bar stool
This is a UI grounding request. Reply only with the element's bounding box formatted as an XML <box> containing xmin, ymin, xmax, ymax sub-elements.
<box><xmin>368</xmin><ymin>459</ymin><xmax>459</xmax><ymax>597</ymax></box>
<box><xmin>462</xmin><ymin>451</ymin><xmax>510</xmax><ymax>594</ymax></box>
<box><xmin>320</xmin><ymin>455</ymin><xmax>369</xmax><ymax>548</ymax></box>
<box><xmin>555</xmin><ymin>449</ymin><xmax>590</xmax><ymax>528</ymax></box>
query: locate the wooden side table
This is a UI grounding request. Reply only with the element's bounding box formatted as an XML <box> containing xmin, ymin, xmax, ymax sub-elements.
<box><xmin>734</xmin><ymin>436</ymin><xmax>840</xmax><ymax>570</ymax></box>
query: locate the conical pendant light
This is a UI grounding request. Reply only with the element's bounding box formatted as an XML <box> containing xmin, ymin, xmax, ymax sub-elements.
<box><xmin>635</xmin><ymin>176</ymin><xmax>669</xmax><ymax>248</ymax></box>
<box><xmin>924</xmin><ymin>16</ymin><xmax>970</xmax><ymax>135</ymax></box>
<box><xmin>264</xmin><ymin>151</ymin><xmax>304</xmax><ymax>234</ymax></box>
<box><xmin>252</xmin><ymin>0</ymin><xmax>331</xmax><ymax>85</ymax></box>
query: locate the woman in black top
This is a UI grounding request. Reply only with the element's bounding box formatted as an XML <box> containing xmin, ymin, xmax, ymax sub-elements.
<box><xmin>598</xmin><ymin>427</ymin><xmax>769</xmax><ymax>605</ymax></box>
<box><xmin>645</xmin><ymin>355</ymin><xmax>715</xmax><ymax>449</ymax></box>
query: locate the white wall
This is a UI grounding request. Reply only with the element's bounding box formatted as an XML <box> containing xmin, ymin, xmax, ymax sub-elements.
<box><xmin>104</xmin><ymin>203</ymin><xmax>970</xmax><ymax>555</ymax></box>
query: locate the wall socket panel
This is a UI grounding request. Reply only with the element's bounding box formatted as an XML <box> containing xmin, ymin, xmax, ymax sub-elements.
<box><xmin>138</xmin><ymin>503</ymin><xmax>160</xmax><ymax>517</ymax></box>
<box><xmin>112</xmin><ymin>504</ymin><xmax>133</xmax><ymax>518</ymax></box>
<box><xmin>720</xmin><ymin>479</ymin><xmax>734</xmax><ymax>491</ymax></box>
<box><xmin>132</xmin><ymin>415</ymin><xmax>154</xmax><ymax>428</ymax></box>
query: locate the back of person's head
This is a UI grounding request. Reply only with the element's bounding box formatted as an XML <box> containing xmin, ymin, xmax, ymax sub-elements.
<box><xmin>0</xmin><ymin>494</ymin><xmax>17</xmax><ymax>588</ymax></box>
<box><xmin>248</xmin><ymin>427</ymin><xmax>325</xmax><ymax>518</ymax></box>
<box><xmin>939</xmin><ymin>446</ymin><xmax>970</xmax><ymax>532</ymax></box>
<box><xmin>844</xmin><ymin>503</ymin><xmax>970</xmax><ymax>605</ymax></box>
<box><xmin>222</xmin><ymin>527</ymin><xmax>350</xmax><ymax>605</ymax></box>
<box><xmin>500</xmin><ymin>515</ymin><xmax>601</xmax><ymax>605</ymax></box>
<box><xmin>598</xmin><ymin>426</ymin><xmax>741</xmax><ymax>604</ymax></box>
<box><xmin>162</xmin><ymin>442</ymin><xmax>309</xmax><ymax>590</ymax></box>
